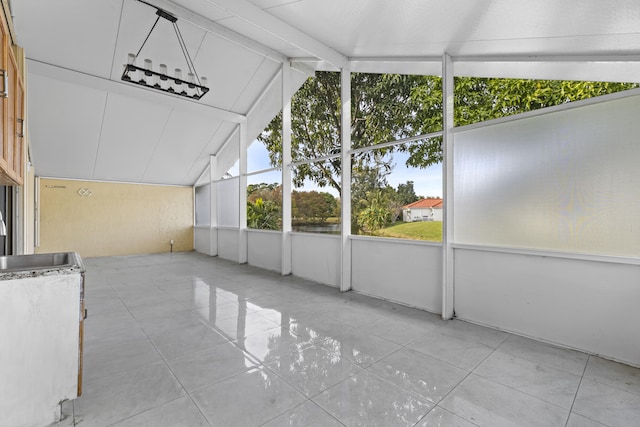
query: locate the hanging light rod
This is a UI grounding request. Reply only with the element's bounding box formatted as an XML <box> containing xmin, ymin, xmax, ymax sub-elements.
<box><xmin>121</xmin><ymin>0</ymin><xmax>209</xmax><ymax>100</ymax></box>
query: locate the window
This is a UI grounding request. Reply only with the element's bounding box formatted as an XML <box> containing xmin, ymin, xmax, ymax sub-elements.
<box><xmin>351</xmin><ymin>139</ymin><xmax>442</xmax><ymax>242</ymax></box>
<box><xmin>194</xmin><ymin>184</ymin><xmax>210</xmax><ymax>226</ymax></box>
<box><xmin>247</xmin><ymin>170</ymin><xmax>282</xmax><ymax>231</ymax></box>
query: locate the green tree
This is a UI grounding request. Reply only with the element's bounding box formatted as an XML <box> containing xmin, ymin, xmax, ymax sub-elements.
<box><xmin>259</xmin><ymin>73</ymin><xmax>433</xmax><ymax>196</ymax></box>
<box><xmin>396</xmin><ymin>181</ymin><xmax>419</xmax><ymax>205</ymax></box>
<box><xmin>247</xmin><ymin>198</ymin><xmax>281</xmax><ymax>230</ymax></box>
<box><xmin>405</xmin><ymin>77</ymin><xmax>637</xmax><ymax>168</ymax></box>
<box><xmin>357</xmin><ymin>190</ymin><xmax>392</xmax><ymax>232</ymax></box>
<box><xmin>292</xmin><ymin>190</ymin><xmax>337</xmax><ymax>222</ymax></box>
<box><xmin>247</xmin><ymin>182</ymin><xmax>281</xmax><ymax>205</ymax></box>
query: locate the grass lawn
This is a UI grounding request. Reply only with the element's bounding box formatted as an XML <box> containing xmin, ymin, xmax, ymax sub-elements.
<box><xmin>374</xmin><ymin>221</ymin><xmax>442</xmax><ymax>241</ymax></box>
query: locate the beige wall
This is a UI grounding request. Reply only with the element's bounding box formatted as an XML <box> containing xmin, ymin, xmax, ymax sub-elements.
<box><xmin>37</xmin><ymin>178</ymin><xmax>193</xmax><ymax>258</ymax></box>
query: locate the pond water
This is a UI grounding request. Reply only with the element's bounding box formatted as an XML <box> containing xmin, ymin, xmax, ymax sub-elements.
<box><xmin>292</xmin><ymin>223</ymin><xmax>341</xmax><ymax>234</ymax></box>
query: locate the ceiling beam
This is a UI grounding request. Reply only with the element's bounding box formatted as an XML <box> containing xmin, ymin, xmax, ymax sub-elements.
<box><xmin>146</xmin><ymin>0</ymin><xmax>286</xmax><ymax>64</ymax></box>
<box><xmin>28</xmin><ymin>59</ymin><xmax>245</xmax><ymax>123</ymax></box>
<box><xmin>203</xmin><ymin>0</ymin><xmax>349</xmax><ymax>68</ymax></box>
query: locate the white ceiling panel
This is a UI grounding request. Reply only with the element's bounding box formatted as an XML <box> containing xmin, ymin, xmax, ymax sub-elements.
<box><xmin>172</xmin><ymin>0</ymin><xmax>232</xmax><ymax>21</ymax></box>
<box><xmin>13</xmin><ymin>0</ymin><xmax>122</xmax><ymax>77</ymax></box>
<box><xmin>213</xmin><ymin>15</ymin><xmax>300</xmax><ymax>52</ymax></box>
<box><xmin>174</xmin><ymin>0</ymin><xmax>231</xmax><ymax>21</ymax></box>
<box><xmin>245</xmin><ymin>65</ymin><xmax>308</xmax><ymax>141</ymax></box>
<box><xmin>141</xmin><ymin>110</ymin><xmax>222</xmax><ymax>184</ymax></box>
<box><xmin>27</xmin><ymin>75</ymin><xmax>107</xmax><ymax>179</ymax></box>
<box><xmin>469</xmin><ymin>0</ymin><xmax>640</xmax><ymax>41</ymax></box>
<box><xmin>229</xmin><ymin>59</ymin><xmax>281</xmax><ymax>113</ymax></box>
<box><xmin>450</xmin><ymin>34</ymin><xmax>640</xmax><ymax>58</ymax></box>
<box><xmin>248</xmin><ymin>0</ymin><xmax>305</xmax><ymax>9</ymax></box>
<box><xmin>193</xmin><ymin>32</ymin><xmax>269</xmax><ymax>111</ymax></box>
<box><xmin>182</xmin><ymin>121</ymin><xmax>238</xmax><ymax>182</ymax></box>
<box><xmin>93</xmin><ymin>94</ymin><xmax>173</xmax><ymax>182</ymax></box>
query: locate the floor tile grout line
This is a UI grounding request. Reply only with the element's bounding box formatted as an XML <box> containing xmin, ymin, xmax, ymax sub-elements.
<box><xmin>412</xmin><ymin>405</ymin><xmax>483</xmax><ymax>427</ymax></box>
<box><xmin>257</xmin><ymin>398</ymin><xmax>346</xmax><ymax>427</ymax></box>
<box><xmin>397</xmin><ymin>328</ymin><xmax>479</xmax><ymax>373</ymax></box>
<box><xmin>470</xmin><ymin>369</ymin><xmax>578</xmax><ymax>412</ymax></box>
<box><xmin>579</xmin><ymin>364</ymin><xmax>640</xmax><ymax>398</ymax></box>
<box><xmin>495</xmin><ymin>335</ymin><xmax>591</xmax><ymax>378</ymax></box>
<box><xmin>310</xmin><ymin>367</ymin><xmax>432</xmax><ymax>426</ymax></box>
<box><xmin>122</xmin><ymin>294</ymin><xmax>215</xmax><ymax>427</ymax></box>
<box><xmin>423</xmin><ymin>341</ymin><xmax>504</xmax><ymax>425</ymax></box>
<box><xmin>564</xmin><ymin>354</ymin><xmax>591</xmax><ymax>427</ymax></box>
<box><xmin>260</xmin><ymin>343</ymin><xmax>367</xmax><ymax>400</ymax></box>
<box><xmin>102</xmin><ymin>395</ymin><xmax>205</xmax><ymax>427</ymax></box>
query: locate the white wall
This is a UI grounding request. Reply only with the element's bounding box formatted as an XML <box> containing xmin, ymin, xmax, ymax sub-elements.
<box><xmin>403</xmin><ymin>208</ymin><xmax>443</xmax><ymax>222</ymax></box>
<box><xmin>217</xmin><ymin>228</ymin><xmax>242</xmax><ymax>263</ymax></box>
<box><xmin>291</xmin><ymin>233</ymin><xmax>340</xmax><ymax>287</ymax></box>
<box><xmin>194</xmin><ymin>227</ymin><xmax>217</xmax><ymax>256</ymax></box>
<box><xmin>454</xmin><ymin>247</ymin><xmax>640</xmax><ymax>367</ymax></box>
<box><xmin>247</xmin><ymin>230</ymin><xmax>282</xmax><ymax>273</ymax></box>
<box><xmin>351</xmin><ymin>237</ymin><xmax>442</xmax><ymax>312</ymax></box>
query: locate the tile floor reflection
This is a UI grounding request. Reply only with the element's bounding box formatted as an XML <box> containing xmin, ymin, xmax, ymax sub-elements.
<box><xmin>51</xmin><ymin>252</ymin><xmax>640</xmax><ymax>426</ymax></box>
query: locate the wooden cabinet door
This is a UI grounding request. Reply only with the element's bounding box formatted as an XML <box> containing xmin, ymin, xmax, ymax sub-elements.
<box><xmin>5</xmin><ymin>46</ymin><xmax>16</xmax><ymax>178</ymax></box>
<box><xmin>13</xmin><ymin>73</ymin><xmax>23</xmax><ymax>184</ymax></box>
<box><xmin>0</xmin><ymin>17</ymin><xmax>7</xmax><ymax>171</ymax></box>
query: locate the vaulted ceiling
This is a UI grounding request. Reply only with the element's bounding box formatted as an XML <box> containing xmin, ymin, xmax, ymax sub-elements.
<box><xmin>12</xmin><ymin>0</ymin><xmax>640</xmax><ymax>186</ymax></box>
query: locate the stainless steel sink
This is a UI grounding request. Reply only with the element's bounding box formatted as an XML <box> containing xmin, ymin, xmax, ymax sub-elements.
<box><xmin>0</xmin><ymin>252</ymin><xmax>74</xmax><ymax>272</ymax></box>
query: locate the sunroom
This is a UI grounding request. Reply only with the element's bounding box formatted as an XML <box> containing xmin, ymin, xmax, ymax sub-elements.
<box><xmin>3</xmin><ymin>0</ymin><xmax>640</xmax><ymax>426</ymax></box>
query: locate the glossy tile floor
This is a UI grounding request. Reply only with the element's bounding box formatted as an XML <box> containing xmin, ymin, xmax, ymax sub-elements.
<box><xmin>53</xmin><ymin>252</ymin><xmax>640</xmax><ymax>427</ymax></box>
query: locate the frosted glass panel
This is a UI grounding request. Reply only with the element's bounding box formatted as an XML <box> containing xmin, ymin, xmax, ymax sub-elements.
<box><xmin>454</xmin><ymin>94</ymin><xmax>640</xmax><ymax>257</ymax></box>
<box><xmin>194</xmin><ymin>184</ymin><xmax>210</xmax><ymax>226</ymax></box>
<box><xmin>217</xmin><ymin>178</ymin><xmax>239</xmax><ymax>228</ymax></box>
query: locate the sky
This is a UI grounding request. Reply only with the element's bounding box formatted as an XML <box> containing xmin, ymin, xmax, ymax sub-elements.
<box><xmin>232</xmin><ymin>140</ymin><xmax>443</xmax><ymax>199</ymax></box>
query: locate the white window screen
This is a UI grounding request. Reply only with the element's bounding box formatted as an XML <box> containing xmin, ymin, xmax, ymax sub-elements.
<box><xmin>217</xmin><ymin>178</ymin><xmax>240</xmax><ymax>228</ymax></box>
<box><xmin>194</xmin><ymin>184</ymin><xmax>211</xmax><ymax>226</ymax></box>
<box><xmin>454</xmin><ymin>94</ymin><xmax>640</xmax><ymax>257</ymax></box>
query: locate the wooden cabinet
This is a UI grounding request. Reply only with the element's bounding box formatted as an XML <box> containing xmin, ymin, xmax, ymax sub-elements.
<box><xmin>0</xmin><ymin>3</ymin><xmax>24</xmax><ymax>186</ymax></box>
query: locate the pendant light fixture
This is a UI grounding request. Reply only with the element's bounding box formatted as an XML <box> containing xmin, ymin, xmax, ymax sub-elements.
<box><xmin>121</xmin><ymin>0</ymin><xmax>209</xmax><ymax>100</ymax></box>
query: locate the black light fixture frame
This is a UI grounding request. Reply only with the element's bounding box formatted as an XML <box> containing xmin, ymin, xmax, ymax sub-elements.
<box><xmin>121</xmin><ymin>0</ymin><xmax>209</xmax><ymax>100</ymax></box>
<box><xmin>122</xmin><ymin>64</ymin><xmax>209</xmax><ymax>100</ymax></box>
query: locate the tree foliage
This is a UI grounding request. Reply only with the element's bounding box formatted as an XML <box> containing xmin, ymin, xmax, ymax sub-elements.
<box><xmin>396</xmin><ymin>181</ymin><xmax>420</xmax><ymax>206</ymax></box>
<box><xmin>247</xmin><ymin>182</ymin><xmax>281</xmax><ymax>204</ymax></box>
<box><xmin>246</xmin><ymin>183</ymin><xmax>282</xmax><ymax>230</ymax></box>
<box><xmin>292</xmin><ymin>190</ymin><xmax>337</xmax><ymax>222</ymax></box>
<box><xmin>259</xmin><ymin>73</ymin><xmax>436</xmax><ymax>195</ymax></box>
<box><xmin>357</xmin><ymin>190</ymin><xmax>391</xmax><ymax>232</ymax></box>
<box><xmin>258</xmin><ymin>72</ymin><xmax>636</xmax><ymax>187</ymax></box>
<box><xmin>247</xmin><ymin>198</ymin><xmax>281</xmax><ymax>230</ymax></box>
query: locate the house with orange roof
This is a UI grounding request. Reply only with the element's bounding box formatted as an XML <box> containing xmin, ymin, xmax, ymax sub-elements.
<box><xmin>402</xmin><ymin>198</ymin><xmax>443</xmax><ymax>222</ymax></box>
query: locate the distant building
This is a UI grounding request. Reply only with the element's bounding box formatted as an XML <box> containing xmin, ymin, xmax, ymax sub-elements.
<box><xmin>402</xmin><ymin>198</ymin><xmax>443</xmax><ymax>222</ymax></box>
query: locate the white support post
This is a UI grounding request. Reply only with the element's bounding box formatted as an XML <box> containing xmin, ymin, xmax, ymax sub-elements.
<box><xmin>238</xmin><ymin>120</ymin><xmax>248</xmax><ymax>264</ymax></box>
<box><xmin>340</xmin><ymin>66</ymin><xmax>352</xmax><ymax>292</ymax></box>
<box><xmin>442</xmin><ymin>53</ymin><xmax>455</xmax><ymax>319</ymax></box>
<box><xmin>209</xmin><ymin>154</ymin><xmax>218</xmax><ymax>256</ymax></box>
<box><xmin>281</xmin><ymin>62</ymin><xmax>293</xmax><ymax>275</ymax></box>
